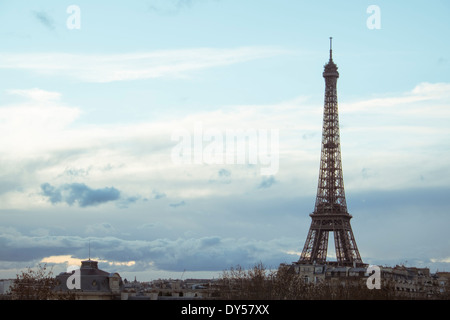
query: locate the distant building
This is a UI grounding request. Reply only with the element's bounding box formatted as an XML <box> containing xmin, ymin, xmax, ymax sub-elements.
<box><xmin>286</xmin><ymin>262</ymin><xmax>446</xmax><ymax>299</ymax></box>
<box><xmin>54</xmin><ymin>259</ymin><xmax>123</xmax><ymax>300</ymax></box>
<box><xmin>119</xmin><ymin>278</ymin><xmax>218</xmax><ymax>300</ymax></box>
<box><xmin>435</xmin><ymin>272</ymin><xmax>450</xmax><ymax>297</ymax></box>
<box><xmin>289</xmin><ymin>262</ymin><xmax>367</xmax><ymax>285</ymax></box>
<box><xmin>0</xmin><ymin>279</ymin><xmax>14</xmax><ymax>296</ymax></box>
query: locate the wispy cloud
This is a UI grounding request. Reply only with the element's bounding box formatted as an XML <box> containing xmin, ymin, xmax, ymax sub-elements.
<box><xmin>169</xmin><ymin>200</ymin><xmax>186</xmax><ymax>208</ymax></box>
<box><xmin>431</xmin><ymin>257</ymin><xmax>450</xmax><ymax>264</ymax></box>
<box><xmin>85</xmin><ymin>223</ymin><xmax>117</xmax><ymax>235</ymax></box>
<box><xmin>7</xmin><ymin>88</ymin><xmax>61</xmax><ymax>102</ymax></box>
<box><xmin>41</xmin><ymin>255</ymin><xmax>136</xmax><ymax>268</ymax></box>
<box><xmin>341</xmin><ymin>82</ymin><xmax>450</xmax><ymax>114</ymax></box>
<box><xmin>32</xmin><ymin>11</ymin><xmax>55</xmax><ymax>31</ymax></box>
<box><xmin>152</xmin><ymin>190</ymin><xmax>167</xmax><ymax>200</ymax></box>
<box><xmin>0</xmin><ymin>89</ymin><xmax>81</xmax><ymax>158</ymax></box>
<box><xmin>0</xmin><ymin>47</ymin><xmax>288</xmax><ymax>83</ymax></box>
<box><xmin>147</xmin><ymin>0</ymin><xmax>211</xmax><ymax>15</ymax></box>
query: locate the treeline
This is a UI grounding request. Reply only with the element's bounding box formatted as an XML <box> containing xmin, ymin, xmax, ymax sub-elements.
<box><xmin>215</xmin><ymin>262</ymin><xmax>448</xmax><ymax>300</ymax></box>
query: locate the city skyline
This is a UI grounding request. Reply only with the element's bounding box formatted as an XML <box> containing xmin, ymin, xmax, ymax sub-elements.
<box><xmin>0</xmin><ymin>0</ymin><xmax>449</xmax><ymax>281</ymax></box>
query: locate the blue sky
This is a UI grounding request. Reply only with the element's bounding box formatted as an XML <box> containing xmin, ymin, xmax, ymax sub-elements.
<box><xmin>0</xmin><ymin>0</ymin><xmax>449</xmax><ymax>281</ymax></box>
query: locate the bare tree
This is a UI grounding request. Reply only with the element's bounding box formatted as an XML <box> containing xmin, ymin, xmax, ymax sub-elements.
<box><xmin>10</xmin><ymin>264</ymin><xmax>75</xmax><ymax>300</ymax></box>
<box><xmin>218</xmin><ymin>262</ymin><xmax>397</xmax><ymax>300</ymax></box>
<box><xmin>218</xmin><ymin>262</ymin><xmax>276</xmax><ymax>300</ymax></box>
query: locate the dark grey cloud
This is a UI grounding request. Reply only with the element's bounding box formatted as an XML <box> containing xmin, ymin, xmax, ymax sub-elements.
<box><xmin>117</xmin><ymin>196</ymin><xmax>141</xmax><ymax>209</ymax></box>
<box><xmin>4</xmin><ymin>228</ymin><xmax>447</xmax><ymax>276</ymax></box>
<box><xmin>169</xmin><ymin>200</ymin><xmax>186</xmax><ymax>208</ymax></box>
<box><xmin>41</xmin><ymin>183</ymin><xmax>62</xmax><ymax>203</ymax></box>
<box><xmin>0</xmin><ymin>179</ymin><xmax>23</xmax><ymax>196</ymax></box>
<box><xmin>41</xmin><ymin>183</ymin><xmax>120</xmax><ymax>207</ymax></box>
<box><xmin>361</xmin><ymin>167</ymin><xmax>372</xmax><ymax>179</ymax></box>
<box><xmin>32</xmin><ymin>11</ymin><xmax>55</xmax><ymax>30</ymax></box>
<box><xmin>0</xmin><ymin>230</ymin><xmax>87</xmax><ymax>263</ymax></box>
<box><xmin>258</xmin><ymin>176</ymin><xmax>276</xmax><ymax>189</ymax></box>
<box><xmin>85</xmin><ymin>223</ymin><xmax>116</xmax><ymax>236</ymax></box>
<box><xmin>302</xmin><ymin>132</ymin><xmax>317</xmax><ymax>140</ymax></box>
<box><xmin>62</xmin><ymin>167</ymin><xmax>91</xmax><ymax>178</ymax></box>
<box><xmin>0</xmin><ymin>228</ymin><xmax>296</xmax><ymax>273</ymax></box>
<box><xmin>152</xmin><ymin>190</ymin><xmax>167</xmax><ymax>200</ymax></box>
<box><xmin>208</xmin><ymin>168</ymin><xmax>232</xmax><ymax>184</ymax></box>
<box><xmin>218</xmin><ymin>168</ymin><xmax>231</xmax><ymax>178</ymax></box>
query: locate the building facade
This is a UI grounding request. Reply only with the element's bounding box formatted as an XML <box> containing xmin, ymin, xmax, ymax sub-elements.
<box><xmin>54</xmin><ymin>259</ymin><xmax>123</xmax><ymax>300</ymax></box>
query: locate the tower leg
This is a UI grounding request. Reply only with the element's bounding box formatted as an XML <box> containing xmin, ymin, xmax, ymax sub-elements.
<box><xmin>299</xmin><ymin>227</ymin><xmax>329</xmax><ymax>264</ymax></box>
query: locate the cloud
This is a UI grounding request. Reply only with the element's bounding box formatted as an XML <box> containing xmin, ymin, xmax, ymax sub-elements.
<box><xmin>208</xmin><ymin>169</ymin><xmax>232</xmax><ymax>184</ymax></box>
<box><xmin>41</xmin><ymin>183</ymin><xmax>121</xmax><ymax>207</ymax></box>
<box><xmin>152</xmin><ymin>190</ymin><xmax>167</xmax><ymax>200</ymax></box>
<box><xmin>1</xmin><ymin>186</ymin><xmax>450</xmax><ymax>278</ymax></box>
<box><xmin>85</xmin><ymin>223</ymin><xmax>117</xmax><ymax>236</ymax></box>
<box><xmin>341</xmin><ymin>82</ymin><xmax>450</xmax><ymax>113</ymax></box>
<box><xmin>40</xmin><ymin>255</ymin><xmax>136</xmax><ymax>272</ymax></box>
<box><xmin>218</xmin><ymin>169</ymin><xmax>231</xmax><ymax>178</ymax></box>
<box><xmin>147</xmin><ymin>0</ymin><xmax>211</xmax><ymax>15</ymax></box>
<box><xmin>431</xmin><ymin>257</ymin><xmax>450</xmax><ymax>264</ymax></box>
<box><xmin>32</xmin><ymin>11</ymin><xmax>55</xmax><ymax>31</ymax></box>
<box><xmin>169</xmin><ymin>200</ymin><xmax>186</xmax><ymax>208</ymax></box>
<box><xmin>117</xmin><ymin>196</ymin><xmax>143</xmax><ymax>209</ymax></box>
<box><xmin>258</xmin><ymin>176</ymin><xmax>276</xmax><ymax>189</ymax></box>
<box><xmin>1</xmin><ymin>82</ymin><xmax>448</xmax><ymax>212</ymax></box>
<box><xmin>0</xmin><ymin>227</ymin><xmax>298</xmax><ymax>275</ymax></box>
<box><xmin>41</xmin><ymin>255</ymin><xmax>83</xmax><ymax>267</ymax></box>
<box><xmin>0</xmin><ymin>47</ymin><xmax>288</xmax><ymax>83</ymax></box>
<box><xmin>7</xmin><ymin>88</ymin><xmax>62</xmax><ymax>102</ymax></box>
<box><xmin>0</xmin><ymin>88</ymin><xmax>81</xmax><ymax>157</ymax></box>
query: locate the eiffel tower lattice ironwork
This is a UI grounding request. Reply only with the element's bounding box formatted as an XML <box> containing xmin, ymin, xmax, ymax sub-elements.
<box><xmin>298</xmin><ymin>38</ymin><xmax>363</xmax><ymax>266</ymax></box>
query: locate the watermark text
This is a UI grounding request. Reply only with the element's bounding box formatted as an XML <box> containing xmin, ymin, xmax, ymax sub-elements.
<box><xmin>66</xmin><ymin>265</ymin><xmax>81</xmax><ymax>290</ymax></box>
<box><xmin>67</xmin><ymin>5</ymin><xmax>81</xmax><ymax>30</ymax></box>
<box><xmin>171</xmin><ymin>122</ymin><xmax>279</xmax><ymax>176</ymax></box>
<box><xmin>366</xmin><ymin>265</ymin><xmax>381</xmax><ymax>289</ymax></box>
<box><xmin>367</xmin><ymin>5</ymin><xmax>381</xmax><ymax>30</ymax></box>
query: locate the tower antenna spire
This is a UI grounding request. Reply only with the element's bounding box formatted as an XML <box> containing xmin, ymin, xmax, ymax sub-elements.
<box><xmin>329</xmin><ymin>37</ymin><xmax>333</xmax><ymax>60</ymax></box>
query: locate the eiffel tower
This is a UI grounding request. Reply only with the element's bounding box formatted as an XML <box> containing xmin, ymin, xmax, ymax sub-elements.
<box><xmin>298</xmin><ymin>38</ymin><xmax>363</xmax><ymax>267</ymax></box>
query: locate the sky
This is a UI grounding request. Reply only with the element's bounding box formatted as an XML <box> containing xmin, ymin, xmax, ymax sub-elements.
<box><xmin>0</xmin><ymin>0</ymin><xmax>449</xmax><ymax>281</ymax></box>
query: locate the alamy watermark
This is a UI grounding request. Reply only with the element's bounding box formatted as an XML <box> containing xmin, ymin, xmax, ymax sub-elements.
<box><xmin>366</xmin><ymin>265</ymin><xmax>381</xmax><ymax>289</ymax></box>
<box><xmin>367</xmin><ymin>5</ymin><xmax>381</xmax><ymax>30</ymax></box>
<box><xmin>66</xmin><ymin>265</ymin><xmax>81</xmax><ymax>290</ymax></box>
<box><xmin>67</xmin><ymin>5</ymin><xmax>81</xmax><ymax>30</ymax></box>
<box><xmin>171</xmin><ymin>122</ymin><xmax>279</xmax><ymax>176</ymax></box>
<box><xmin>64</xmin><ymin>5</ymin><xmax>380</xmax><ymax>32</ymax></box>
